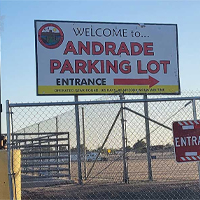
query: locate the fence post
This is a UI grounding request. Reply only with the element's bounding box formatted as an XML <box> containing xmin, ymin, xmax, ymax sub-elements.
<box><xmin>82</xmin><ymin>107</ymin><xmax>87</xmax><ymax>180</ymax></box>
<box><xmin>55</xmin><ymin>117</ymin><xmax>59</xmax><ymax>173</ymax></box>
<box><xmin>39</xmin><ymin>139</ymin><xmax>42</xmax><ymax>172</ymax></box>
<box><xmin>48</xmin><ymin>136</ymin><xmax>50</xmax><ymax>176</ymax></box>
<box><xmin>120</xmin><ymin>94</ymin><xmax>129</xmax><ymax>183</ymax></box>
<box><xmin>143</xmin><ymin>95</ymin><xmax>153</xmax><ymax>181</ymax></box>
<box><xmin>38</xmin><ymin>123</ymin><xmax>42</xmax><ymax>172</ymax></box>
<box><xmin>192</xmin><ymin>99</ymin><xmax>200</xmax><ymax>185</ymax></box>
<box><xmin>74</xmin><ymin>95</ymin><xmax>82</xmax><ymax>185</ymax></box>
<box><xmin>31</xmin><ymin>140</ymin><xmax>35</xmax><ymax>175</ymax></box>
<box><xmin>6</xmin><ymin>100</ymin><xmax>13</xmax><ymax>199</ymax></box>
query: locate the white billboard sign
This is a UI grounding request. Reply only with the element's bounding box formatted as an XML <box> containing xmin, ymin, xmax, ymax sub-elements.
<box><xmin>35</xmin><ymin>20</ymin><xmax>180</xmax><ymax>95</ymax></box>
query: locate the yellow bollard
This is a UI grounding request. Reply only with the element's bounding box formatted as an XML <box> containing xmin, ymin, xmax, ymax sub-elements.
<box><xmin>0</xmin><ymin>150</ymin><xmax>10</xmax><ymax>200</ymax></box>
<box><xmin>12</xmin><ymin>150</ymin><xmax>21</xmax><ymax>200</ymax></box>
<box><xmin>0</xmin><ymin>149</ymin><xmax>21</xmax><ymax>200</ymax></box>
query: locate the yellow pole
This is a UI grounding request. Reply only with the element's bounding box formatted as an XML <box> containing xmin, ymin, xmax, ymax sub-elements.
<box><xmin>12</xmin><ymin>149</ymin><xmax>21</xmax><ymax>200</ymax></box>
<box><xmin>0</xmin><ymin>149</ymin><xmax>21</xmax><ymax>200</ymax></box>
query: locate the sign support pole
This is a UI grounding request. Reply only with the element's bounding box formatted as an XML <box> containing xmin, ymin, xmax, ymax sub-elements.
<box><xmin>143</xmin><ymin>94</ymin><xmax>153</xmax><ymax>181</ymax></box>
<box><xmin>120</xmin><ymin>94</ymin><xmax>129</xmax><ymax>183</ymax></box>
<box><xmin>192</xmin><ymin>99</ymin><xmax>200</xmax><ymax>185</ymax></box>
<box><xmin>74</xmin><ymin>95</ymin><xmax>82</xmax><ymax>185</ymax></box>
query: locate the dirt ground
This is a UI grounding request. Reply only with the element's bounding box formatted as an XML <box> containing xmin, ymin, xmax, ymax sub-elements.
<box><xmin>71</xmin><ymin>158</ymin><xmax>199</xmax><ymax>182</ymax></box>
<box><xmin>22</xmin><ymin>181</ymin><xmax>200</xmax><ymax>200</ymax></box>
<box><xmin>21</xmin><ymin>158</ymin><xmax>200</xmax><ymax>199</ymax></box>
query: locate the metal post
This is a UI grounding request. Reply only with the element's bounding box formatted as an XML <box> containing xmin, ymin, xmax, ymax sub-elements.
<box><xmin>16</xmin><ymin>135</ymin><xmax>18</xmax><ymax>148</ymax></box>
<box><xmin>48</xmin><ymin>136</ymin><xmax>50</xmax><ymax>175</ymax></box>
<box><xmin>143</xmin><ymin>94</ymin><xmax>153</xmax><ymax>181</ymax></box>
<box><xmin>56</xmin><ymin>117</ymin><xmax>58</xmax><ymax>132</ymax></box>
<box><xmin>32</xmin><ymin>140</ymin><xmax>34</xmax><ymax>175</ymax></box>
<box><xmin>25</xmin><ymin>140</ymin><xmax>27</xmax><ymax>174</ymax></box>
<box><xmin>39</xmin><ymin>139</ymin><xmax>42</xmax><ymax>172</ymax></box>
<box><xmin>68</xmin><ymin>132</ymin><xmax>71</xmax><ymax>180</ymax></box>
<box><xmin>37</xmin><ymin>122</ymin><xmax>39</xmax><ymax>156</ymax></box>
<box><xmin>0</xmin><ymin>35</ymin><xmax>2</xmax><ymax>137</ymax></box>
<box><xmin>56</xmin><ymin>117</ymin><xmax>59</xmax><ymax>173</ymax></box>
<box><xmin>24</xmin><ymin>128</ymin><xmax>25</xmax><ymax>141</ymax></box>
<box><xmin>74</xmin><ymin>95</ymin><xmax>82</xmax><ymax>185</ymax></box>
<box><xmin>120</xmin><ymin>94</ymin><xmax>129</xmax><ymax>183</ymax></box>
<box><xmin>6</xmin><ymin>100</ymin><xmax>13</xmax><ymax>199</ymax></box>
<box><xmin>192</xmin><ymin>100</ymin><xmax>197</xmax><ymax>120</ymax></box>
<box><xmin>37</xmin><ymin>123</ymin><xmax>39</xmax><ymax>133</ymax></box>
<box><xmin>82</xmin><ymin>107</ymin><xmax>87</xmax><ymax>180</ymax></box>
<box><xmin>192</xmin><ymin>99</ymin><xmax>200</xmax><ymax>185</ymax></box>
<box><xmin>38</xmin><ymin>123</ymin><xmax>42</xmax><ymax>171</ymax></box>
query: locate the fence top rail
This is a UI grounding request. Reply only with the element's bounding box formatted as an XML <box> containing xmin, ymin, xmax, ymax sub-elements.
<box><xmin>13</xmin><ymin>137</ymin><xmax>68</xmax><ymax>142</ymax></box>
<box><xmin>7</xmin><ymin>96</ymin><xmax>200</xmax><ymax>107</ymax></box>
<box><xmin>12</xmin><ymin>132</ymin><xmax>69</xmax><ymax>136</ymax></box>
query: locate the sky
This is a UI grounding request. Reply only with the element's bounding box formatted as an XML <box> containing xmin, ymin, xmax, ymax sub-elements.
<box><xmin>1</xmin><ymin>0</ymin><xmax>200</xmax><ymax>133</ymax></box>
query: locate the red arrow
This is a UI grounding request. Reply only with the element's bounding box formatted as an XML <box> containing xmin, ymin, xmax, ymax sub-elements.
<box><xmin>114</xmin><ymin>76</ymin><xmax>159</xmax><ymax>88</ymax></box>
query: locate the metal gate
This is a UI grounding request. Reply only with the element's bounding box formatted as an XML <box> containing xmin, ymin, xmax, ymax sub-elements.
<box><xmin>11</xmin><ymin>131</ymin><xmax>71</xmax><ymax>188</ymax></box>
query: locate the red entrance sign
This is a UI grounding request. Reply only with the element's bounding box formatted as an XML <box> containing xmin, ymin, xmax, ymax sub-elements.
<box><xmin>173</xmin><ymin>120</ymin><xmax>200</xmax><ymax>162</ymax></box>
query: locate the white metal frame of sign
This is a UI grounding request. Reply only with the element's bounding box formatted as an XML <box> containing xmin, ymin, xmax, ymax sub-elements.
<box><xmin>35</xmin><ymin>20</ymin><xmax>180</xmax><ymax>96</ymax></box>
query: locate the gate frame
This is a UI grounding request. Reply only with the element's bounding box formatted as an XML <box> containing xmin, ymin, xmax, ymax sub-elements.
<box><xmin>6</xmin><ymin>96</ymin><xmax>200</xmax><ymax>195</ymax></box>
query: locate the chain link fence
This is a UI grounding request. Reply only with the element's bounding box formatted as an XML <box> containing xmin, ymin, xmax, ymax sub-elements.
<box><xmin>6</xmin><ymin>91</ymin><xmax>200</xmax><ymax>199</ymax></box>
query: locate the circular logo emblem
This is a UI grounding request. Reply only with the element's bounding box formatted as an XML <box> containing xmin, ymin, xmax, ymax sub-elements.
<box><xmin>38</xmin><ymin>23</ymin><xmax>64</xmax><ymax>49</ymax></box>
